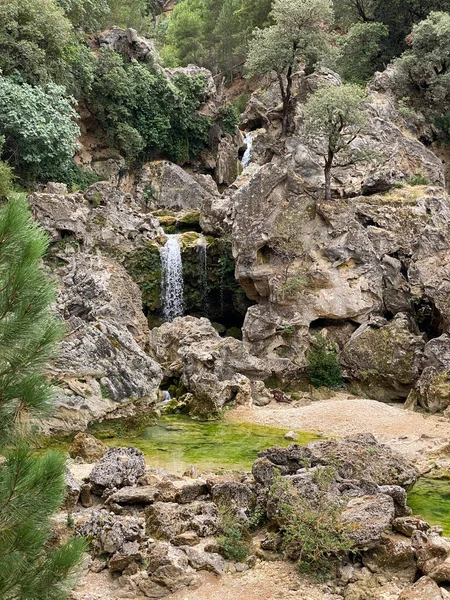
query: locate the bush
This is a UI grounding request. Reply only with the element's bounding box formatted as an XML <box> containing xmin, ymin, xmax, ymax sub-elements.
<box><xmin>269</xmin><ymin>472</ymin><xmax>354</xmax><ymax>577</ymax></box>
<box><xmin>217</xmin><ymin>506</ymin><xmax>251</xmax><ymax>562</ymax></box>
<box><xmin>89</xmin><ymin>49</ymin><xmax>211</xmax><ymax>163</ymax></box>
<box><xmin>407</xmin><ymin>173</ymin><xmax>429</xmax><ymax>186</ymax></box>
<box><xmin>307</xmin><ymin>333</ymin><xmax>343</xmax><ymax>388</ymax></box>
<box><xmin>0</xmin><ymin>77</ymin><xmax>79</xmax><ymax>183</ymax></box>
<box><xmin>219</xmin><ymin>103</ymin><xmax>239</xmax><ymax>136</ymax></box>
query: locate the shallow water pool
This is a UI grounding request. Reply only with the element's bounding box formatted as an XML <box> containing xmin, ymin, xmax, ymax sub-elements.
<box><xmin>408</xmin><ymin>478</ymin><xmax>450</xmax><ymax>536</ymax></box>
<box><xmin>95</xmin><ymin>415</ymin><xmax>322</xmax><ymax>472</ymax></box>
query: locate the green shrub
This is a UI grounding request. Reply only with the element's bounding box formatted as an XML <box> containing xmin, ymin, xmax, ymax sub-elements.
<box><xmin>89</xmin><ymin>49</ymin><xmax>211</xmax><ymax>164</ymax></box>
<box><xmin>217</xmin><ymin>506</ymin><xmax>251</xmax><ymax>562</ymax></box>
<box><xmin>0</xmin><ymin>161</ymin><xmax>15</xmax><ymax>198</ymax></box>
<box><xmin>219</xmin><ymin>103</ymin><xmax>239</xmax><ymax>136</ymax></box>
<box><xmin>269</xmin><ymin>472</ymin><xmax>354</xmax><ymax>577</ymax></box>
<box><xmin>307</xmin><ymin>333</ymin><xmax>342</xmax><ymax>388</ymax></box>
<box><xmin>407</xmin><ymin>173</ymin><xmax>429</xmax><ymax>186</ymax></box>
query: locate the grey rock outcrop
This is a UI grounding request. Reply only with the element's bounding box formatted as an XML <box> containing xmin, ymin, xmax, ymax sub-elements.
<box><xmin>149</xmin><ymin>316</ymin><xmax>272</xmax><ymax>416</ymax></box>
<box><xmin>89</xmin><ymin>447</ymin><xmax>146</xmax><ymax>495</ymax></box>
<box><xmin>30</xmin><ymin>185</ymin><xmax>164</xmax><ymax>431</ymax></box>
<box><xmin>97</xmin><ymin>27</ymin><xmax>158</xmax><ymax>63</ymax></box>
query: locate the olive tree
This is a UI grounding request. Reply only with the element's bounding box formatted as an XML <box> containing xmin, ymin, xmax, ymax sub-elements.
<box><xmin>245</xmin><ymin>0</ymin><xmax>333</xmax><ymax>135</ymax></box>
<box><xmin>303</xmin><ymin>83</ymin><xmax>369</xmax><ymax>200</ymax></box>
<box><xmin>394</xmin><ymin>12</ymin><xmax>450</xmax><ymax>108</ymax></box>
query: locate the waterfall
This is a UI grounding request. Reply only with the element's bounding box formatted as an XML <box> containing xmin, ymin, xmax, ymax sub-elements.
<box><xmin>241</xmin><ymin>132</ymin><xmax>254</xmax><ymax>170</ymax></box>
<box><xmin>160</xmin><ymin>235</ymin><xmax>184</xmax><ymax>321</ymax></box>
<box><xmin>197</xmin><ymin>236</ymin><xmax>209</xmax><ymax>316</ymax></box>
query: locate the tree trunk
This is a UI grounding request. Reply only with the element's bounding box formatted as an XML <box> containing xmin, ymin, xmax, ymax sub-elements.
<box><xmin>324</xmin><ymin>150</ymin><xmax>334</xmax><ymax>201</ymax></box>
<box><xmin>281</xmin><ymin>65</ymin><xmax>293</xmax><ymax>137</ymax></box>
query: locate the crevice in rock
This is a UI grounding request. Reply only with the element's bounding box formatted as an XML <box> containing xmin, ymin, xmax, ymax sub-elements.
<box><xmin>413</xmin><ymin>297</ymin><xmax>443</xmax><ymax>341</ymax></box>
<box><xmin>355</xmin><ymin>212</ymin><xmax>381</xmax><ymax>229</ymax></box>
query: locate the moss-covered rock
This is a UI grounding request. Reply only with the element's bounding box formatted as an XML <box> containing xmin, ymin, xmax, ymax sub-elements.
<box><xmin>124</xmin><ymin>242</ymin><xmax>162</xmax><ymax>313</ymax></box>
<box><xmin>341</xmin><ymin>313</ymin><xmax>425</xmax><ymax>401</ymax></box>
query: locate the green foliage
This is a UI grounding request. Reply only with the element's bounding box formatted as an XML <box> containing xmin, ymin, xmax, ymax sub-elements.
<box><xmin>217</xmin><ymin>506</ymin><xmax>250</xmax><ymax>561</ymax></box>
<box><xmin>407</xmin><ymin>173</ymin><xmax>429</xmax><ymax>186</ymax></box>
<box><xmin>303</xmin><ymin>83</ymin><xmax>369</xmax><ymax>198</ymax></box>
<box><xmin>0</xmin><ymin>139</ymin><xmax>15</xmax><ymax>197</ymax></box>
<box><xmin>0</xmin><ymin>77</ymin><xmax>80</xmax><ymax>183</ymax></box>
<box><xmin>307</xmin><ymin>334</ymin><xmax>343</xmax><ymax>388</ymax></box>
<box><xmin>0</xmin><ymin>197</ymin><xmax>64</xmax><ymax>428</ymax></box>
<box><xmin>269</xmin><ymin>472</ymin><xmax>354</xmax><ymax>576</ymax></box>
<box><xmin>219</xmin><ymin>103</ymin><xmax>239</xmax><ymax>135</ymax></box>
<box><xmin>102</xmin><ymin>0</ymin><xmax>150</xmax><ymax>30</ymax></box>
<box><xmin>0</xmin><ymin>0</ymin><xmax>73</xmax><ymax>86</ymax></box>
<box><xmin>0</xmin><ymin>197</ymin><xmax>85</xmax><ymax>599</ymax></box>
<box><xmin>246</xmin><ymin>0</ymin><xmax>333</xmax><ymax>133</ymax></box>
<box><xmin>57</xmin><ymin>0</ymin><xmax>110</xmax><ymax>31</ymax></box>
<box><xmin>333</xmin><ymin>0</ymin><xmax>450</xmax><ymax>64</ymax></box>
<box><xmin>334</xmin><ymin>22</ymin><xmax>388</xmax><ymax>83</ymax></box>
<box><xmin>89</xmin><ymin>49</ymin><xmax>210</xmax><ymax>163</ymax></box>
<box><xmin>246</xmin><ymin>0</ymin><xmax>333</xmax><ymax>79</ymax></box>
<box><xmin>161</xmin><ymin>0</ymin><xmax>273</xmax><ymax>78</ymax></box>
<box><xmin>394</xmin><ymin>12</ymin><xmax>450</xmax><ymax>110</ymax></box>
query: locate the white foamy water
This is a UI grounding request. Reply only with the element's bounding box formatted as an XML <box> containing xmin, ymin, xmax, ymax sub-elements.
<box><xmin>160</xmin><ymin>235</ymin><xmax>184</xmax><ymax>321</ymax></box>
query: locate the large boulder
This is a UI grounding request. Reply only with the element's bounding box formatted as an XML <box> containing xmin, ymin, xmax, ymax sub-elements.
<box><xmin>97</xmin><ymin>27</ymin><xmax>158</xmax><ymax>62</ymax></box>
<box><xmin>134</xmin><ymin>161</ymin><xmax>213</xmax><ymax>211</ymax></box>
<box><xmin>69</xmin><ymin>432</ymin><xmax>108</xmax><ymax>462</ymax></box>
<box><xmin>397</xmin><ymin>577</ymin><xmax>450</xmax><ymax>600</ymax></box>
<box><xmin>341</xmin><ymin>494</ymin><xmax>396</xmax><ymax>550</ymax></box>
<box><xmin>89</xmin><ymin>447</ymin><xmax>146</xmax><ymax>495</ymax></box>
<box><xmin>145</xmin><ymin>501</ymin><xmax>219</xmax><ymax>540</ymax></box>
<box><xmin>408</xmin><ymin>336</ymin><xmax>450</xmax><ymax>413</ymax></box>
<box><xmin>149</xmin><ymin>316</ymin><xmax>271</xmax><ymax>417</ymax></box>
<box><xmin>341</xmin><ymin>313</ymin><xmax>425</xmax><ymax>401</ymax></box>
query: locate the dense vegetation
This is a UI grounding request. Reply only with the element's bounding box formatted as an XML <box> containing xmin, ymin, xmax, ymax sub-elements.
<box><xmin>0</xmin><ymin>0</ymin><xmax>449</xmax><ymax>189</ymax></box>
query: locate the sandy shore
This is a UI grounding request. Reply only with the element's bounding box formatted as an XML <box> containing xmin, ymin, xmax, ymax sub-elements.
<box><xmin>226</xmin><ymin>394</ymin><xmax>450</xmax><ymax>465</ymax></box>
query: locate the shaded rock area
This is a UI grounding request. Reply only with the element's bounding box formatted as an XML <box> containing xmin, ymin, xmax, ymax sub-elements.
<box><xmin>65</xmin><ymin>434</ymin><xmax>450</xmax><ymax>599</ymax></box>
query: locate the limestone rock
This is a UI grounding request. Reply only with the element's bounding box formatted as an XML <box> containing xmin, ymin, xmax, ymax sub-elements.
<box><xmin>397</xmin><ymin>576</ymin><xmax>448</xmax><ymax>600</ymax></box>
<box><xmin>146</xmin><ymin>542</ymin><xmax>197</xmax><ymax>592</ymax></box>
<box><xmin>149</xmin><ymin>316</ymin><xmax>271</xmax><ymax>417</ymax></box>
<box><xmin>69</xmin><ymin>433</ymin><xmax>108</xmax><ymax>462</ymax></box>
<box><xmin>145</xmin><ymin>501</ymin><xmax>219</xmax><ymax>540</ymax></box>
<box><xmin>89</xmin><ymin>447</ymin><xmax>146</xmax><ymax>495</ymax></box>
<box><xmin>341</xmin><ymin>314</ymin><xmax>425</xmax><ymax>401</ymax></box>
<box><xmin>64</xmin><ymin>470</ymin><xmax>81</xmax><ymax>511</ymax></box>
<box><xmin>341</xmin><ymin>494</ymin><xmax>396</xmax><ymax>550</ymax></box>
<box><xmin>181</xmin><ymin>545</ymin><xmax>225</xmax><ymax>574</ymax></box>
<box><xmin>134</xmin><ymin>161</ymin><xmax>213</xmax><ymax>211</ymax></box>
<box><xmin>306</xmin><ymin>434</ymin><xmax>419</xmax><ymax>488</ymax></box>
<box><xmin>98</xmin><ymin>27</ymin><xmax>158</xmax><ymax>62</ymax></box>
<box><xmin>362</xmin><ymin>532</ymin><xmax>416</xmax><ymax>581</ymax></box>
<box><xmin>77</xmin><ymin>510</ymin><xmax>146</xmax><ymax>556</ymax></box>
<box><xmin>105</xmin><ymin>485</ymin><xmax>160</xmax><ymax>506</ymax></box>
<box><xmin>393</xmin><ymin>515</ymin><xmax>431</xmax><ymax>537</ymax></box>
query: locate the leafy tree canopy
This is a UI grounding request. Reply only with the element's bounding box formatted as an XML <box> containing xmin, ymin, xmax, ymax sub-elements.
<box><xmin>394</xmin><ymin>11</ymin><xmax>450</xmax><ymax>108</ymax></box>
<box><xmin>0</xmin><ymin>77</ymin><xmax>80</xmax><ymax>182</ymax></box>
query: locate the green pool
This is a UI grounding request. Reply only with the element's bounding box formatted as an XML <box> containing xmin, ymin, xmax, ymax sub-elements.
<box><xmin>408</xmin><ymin>478</ymin><xmax>450</xmax><ymax>536</ymax></box>
<box><xmin>90</xmin><ymin>415</ymin><xmax>322</xmax><ymax>473</ymax></box>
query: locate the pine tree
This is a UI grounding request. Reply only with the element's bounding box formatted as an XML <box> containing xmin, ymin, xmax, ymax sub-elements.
<box><xmin>0</xmin><ymin>196</ymin><xmax>85</xmax><ymax>600</ymax></box>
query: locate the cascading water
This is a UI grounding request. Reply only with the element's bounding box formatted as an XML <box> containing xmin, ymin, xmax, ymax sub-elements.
<box><xmin>241</xmin><ymin>132</ymin><xmax>254</xmax><ymax>169</ymax></box>
<box><xmin>160</xmin><ymin>235</ymin><xmax>184</xmax><ymax>321</ymax></box>
<box><xmin>197</xmin><ymin>236</ymin><xmax>209</xmax><ymax>316</ymax></box>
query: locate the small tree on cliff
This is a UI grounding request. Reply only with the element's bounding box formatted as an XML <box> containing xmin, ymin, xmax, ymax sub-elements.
<box><xmin>303</xmin><ymin>83</ymin><xmax>369</xmax><ymax>200</ymax></box>
<box><xmin>245</xmin><ymin>0</ymin><xmax>333</xmax><ymax>135</ymax></box>
<box><xmin>0</xmin><ymin>196</ymin><xmax>85</xmax><ymax>600</ymax></box>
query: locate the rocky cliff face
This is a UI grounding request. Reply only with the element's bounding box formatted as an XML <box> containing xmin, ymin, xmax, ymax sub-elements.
<box><xmin>31</xmin><ymin>65</ymin><xmax>450</xmax><ymax>425</ymax></box>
